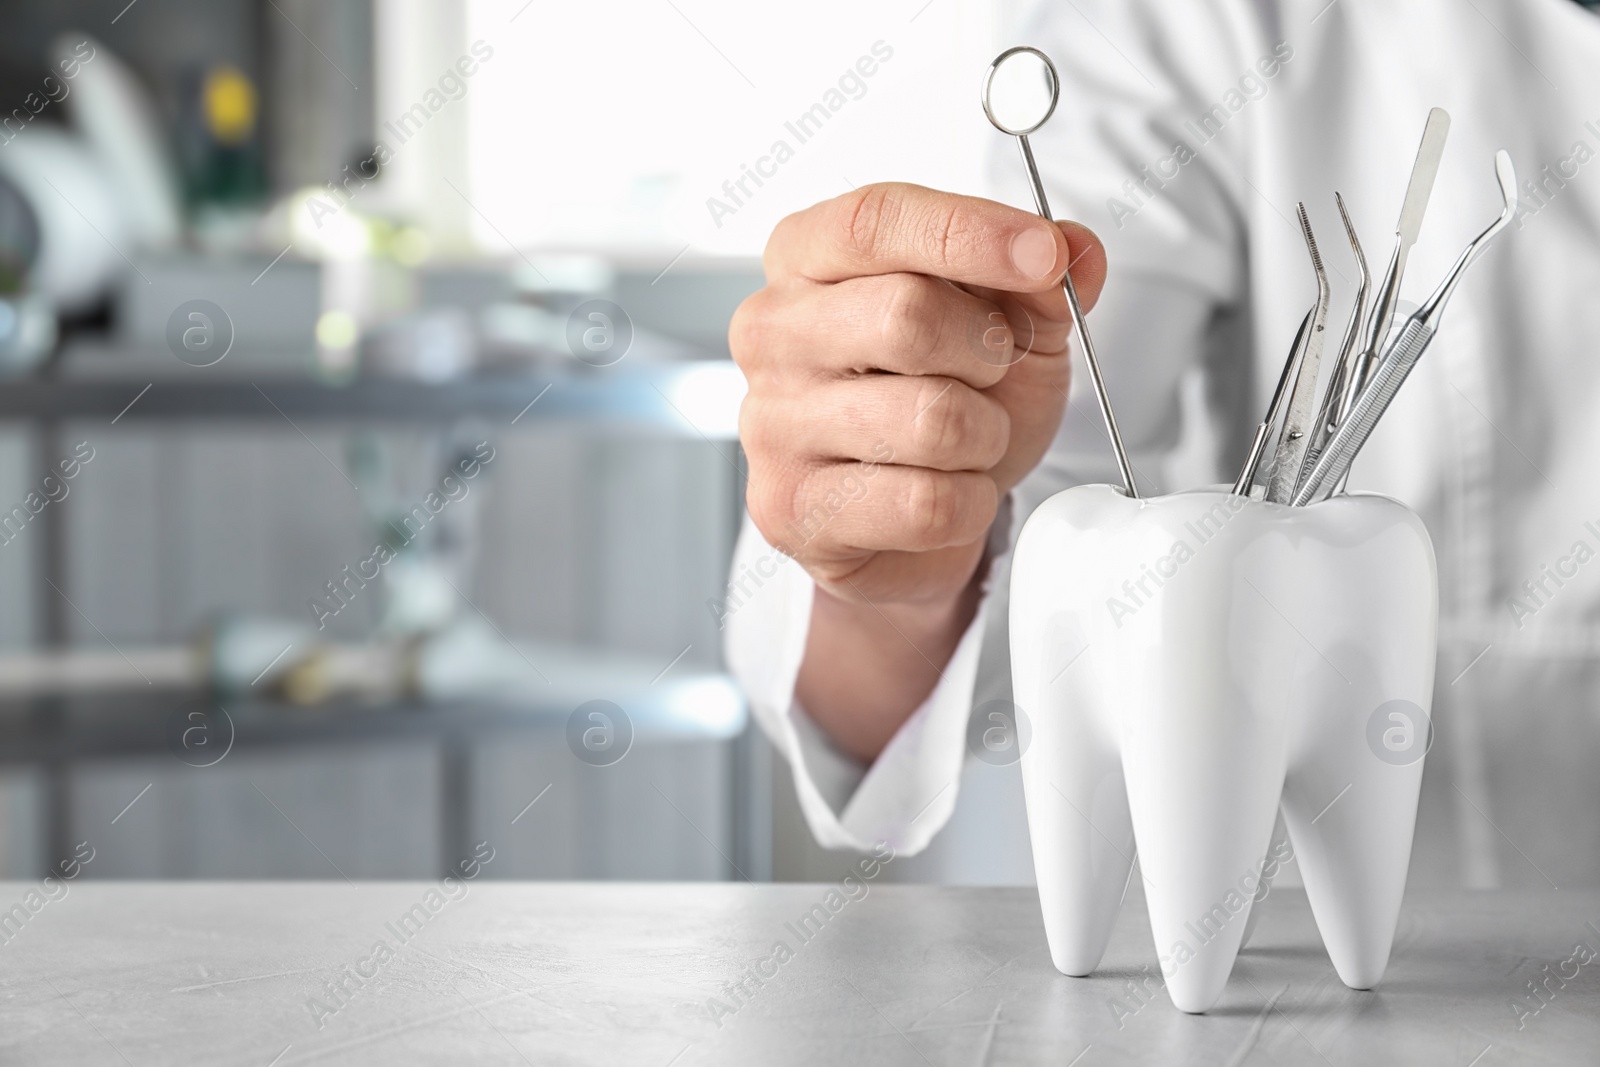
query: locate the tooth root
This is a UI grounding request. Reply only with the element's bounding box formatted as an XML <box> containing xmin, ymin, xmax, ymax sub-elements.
<box><xmin>1114</xmin><ymin>525</ymin><xmax>1304</xmax><ymax>1013</ymax></box>
<box><xmin>1282</xmin><ymin>511</ymin><xmax>1435</xmax><ymax>989</ymax></box>
<box><xmin>1011</xmin><ymin>494</ymin><xmax>1132</xmax><ymax>977</ymax></box>
<box><xmin>1282</xmin><ymin>761</ymin><xmax>1424</xmax><ymax>989</ymax></box>
<box><xmin>1122</xmin><ymin>685</ymin><xmax>1288</xmax><ymax>1013</ymax></box>
<box><xmin>1020</xmin><ymin>725</ymin><xmax>1133</xmax><ymax>976</ymax></box>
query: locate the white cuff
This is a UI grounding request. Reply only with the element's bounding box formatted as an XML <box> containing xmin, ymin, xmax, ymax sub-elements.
<box><xmin>723</xmin><ymin>499</ymin><xmax>1012</xmax><ymax>855</ymax></box>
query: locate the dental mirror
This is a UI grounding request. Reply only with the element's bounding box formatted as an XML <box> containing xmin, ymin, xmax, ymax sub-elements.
<box><xmin>982</xmin><ymin>47</ymin><xmax>1138</xmax><ymax>497</ymax></box>
<box><xmin>982</xmin><ymin>46</ymin><xmax>1058</xmax><ymax>136</ymax></box>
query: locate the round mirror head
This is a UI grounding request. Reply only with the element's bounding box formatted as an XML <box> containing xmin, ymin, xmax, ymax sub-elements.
<box><xmin>982</xmin><ymin>46</ymin><xmax>1059</xmax><ymax>136</ymax></box>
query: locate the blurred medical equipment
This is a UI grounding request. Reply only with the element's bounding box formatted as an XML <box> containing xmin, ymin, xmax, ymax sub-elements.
<box><xmin>983</xmin><ymin>47</ymin><xmax>1139</xmax><ymax>498</ymax></box>
<box><xmin>0</xmin><ymin>617</ymin><xmax>735</xmax><ymax>732</ymax></box>
<box><xmin>0</xmin><ymin>172</ymin><xmax>55</xmax><ymax>373</ymax></box>
<box><xmin>0</xmin><ymin>125</ymin><xmax>128</xmax><ymax>314</ymax></box>
<box><xmin>59</xmin><ymin>34</ymin><xmax>183</xmax><ymax>249</ymax></box>
<box><xmin>0</xmin><ymin>35</ymin><xmax>181</xmax><ymax>316</ymax></box>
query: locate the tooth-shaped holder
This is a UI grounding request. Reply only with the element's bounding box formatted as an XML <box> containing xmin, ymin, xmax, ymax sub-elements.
<box><xmin>1010</xmin><ymin>485</ymin><xmax>1436</xmax><ymax>1013</ymax></box>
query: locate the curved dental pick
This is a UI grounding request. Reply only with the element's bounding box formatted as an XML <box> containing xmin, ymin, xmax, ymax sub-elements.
<box><xmin>1293</xmin><ymin>150</ymin><xmax>1519</xmax><ymax>506</ymax></box>
<box><xmin>1233</xmin><ymin>310</ymin><xmax>1310</xmax><ymax>497</ymax></box>
<box><xmin>1295</xmin><ymin>192</ymin><xmax>1370</xmax><ymax>497</ymax></box>
<box><xmin>1268</xmin><ymin>203</ymin><xmax>1331</xmax><ymax>504</ymax></box>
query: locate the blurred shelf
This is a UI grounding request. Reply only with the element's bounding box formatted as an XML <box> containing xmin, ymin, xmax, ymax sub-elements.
<box><xmin>0</xmin><ymin>362</ymin><xmax>744</xmax><ymax>437</ymax></box>
<box><xmin>0</xmin><ymin>669</ymin><xmax>747</xmax><ymax>766</ymax></box>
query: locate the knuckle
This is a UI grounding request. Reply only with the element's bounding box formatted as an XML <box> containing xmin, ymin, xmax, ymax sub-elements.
<box><xmin>903</xmin><ymin>469</ymin><xmax>964</xmax><ymax>543</ymax></box>
<box><xmin>919</xmin><ymin>198</ymin><xmax>977</xmax><ymax>273</ymax></box>
<box><xmin>728</xmin><ymin>290</ymin><xmax>773</xmax><ymax>370</ymax></box>
<box><xmin>929</xmin><ymin>202</ymin><xmax>962</xmax><ymax>269</ymax></box>
<box><xmin>806</xmin><ymin>557</ymin><xmax>864</xmax><ymax>587</ymax></box>
<box><xmin>736</xmin><ymin>396</ymin><xmax>772</xmax><ymax>456</ymax></box>
<box><xmin>745</xmin><ymin>466</ymin><xmax>804</xmax><ymax>547</ymax></box>
<box><xmin>763</xmin><ymin>209</ymin><xmax>805</xmax><ymax>274</ymax></box>
<box><xmin>910</xmin><ymin>379</ymin><xmax>971</xmax><ymax>462</ymax></box>
<box><xmin>878</xmin><ymin>275</ymin><xmax>940</xmax><ymax>360</ymax></box>
<box><xmin>843</xmin><ymin>184</ymin><xmax>899</xmax><ymax>264</ymax></box>
<box><xmin>972</xmin><ymin>303</ymin><xmax>1015</xmax><ymax>368</ymax></box>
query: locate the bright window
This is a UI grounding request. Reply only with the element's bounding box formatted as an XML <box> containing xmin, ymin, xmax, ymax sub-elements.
<box><xmin>463</xmin><ymin>0</ymin><xmax>1027</xmax><ymax>256</ymax></box>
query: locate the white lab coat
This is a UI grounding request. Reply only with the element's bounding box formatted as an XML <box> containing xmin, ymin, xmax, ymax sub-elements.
<box><xmin>727</xmin><ymin>0</ymin><xmax>1600</xmax><ymax>888</ymax></box>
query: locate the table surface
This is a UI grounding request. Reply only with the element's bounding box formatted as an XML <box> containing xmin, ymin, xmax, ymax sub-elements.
<box><xmin>1</xmin><ymin>882</ymin><xmax>1594</xmax><ymax>1065</ymax></box>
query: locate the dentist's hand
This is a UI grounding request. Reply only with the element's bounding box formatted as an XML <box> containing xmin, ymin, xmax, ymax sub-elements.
<box><xmin>730</xmin><ymin>183</ymin><xmax>1107</xmax><ymax>760</ymax></box>
<box><xmin>732</xmin><ymin>182</ymin><xmax>1107</xmax><ymax>610</ymax></box>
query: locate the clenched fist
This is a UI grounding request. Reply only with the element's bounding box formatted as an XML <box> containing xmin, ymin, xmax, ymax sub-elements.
<box><xmin>733</xmin><ymin>182</ymin><xmax>1107</xmax><ymax>612</ymax></box>
<box><xmin>730</xmin><ymin>183</ymin><xmax>1107</xmax><ymax>759</ymax></box>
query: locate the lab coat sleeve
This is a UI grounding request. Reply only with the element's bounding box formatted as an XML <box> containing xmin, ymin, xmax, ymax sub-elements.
<box><xmin>723</xmin><ymin>497</ymin><xmax>1014</xmax><ymax>855</ymax></box>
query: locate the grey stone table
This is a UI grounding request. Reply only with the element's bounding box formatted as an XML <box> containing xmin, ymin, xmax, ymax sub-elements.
<box><xmin>0</xmin><ymin>882</ymin><xmax>1595</xmax><ymax>1065</ymax></box>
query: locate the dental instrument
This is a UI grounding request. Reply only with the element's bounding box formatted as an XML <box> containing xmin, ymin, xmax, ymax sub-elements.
<box><xmin>1340</xmin><ymin>109</ymin><xmax>1451</xmax><ymax>420</ymax></box>
<box><xmin>983</xmin><ymin>46</ymin><xmax>1139</xmax><ymax>498</ymax></box>
<box><xmin>1296</xmin><ymin>192</ymin><xmax>1370</xmax><ymax>492</ymax></box>
<box><xmin>1292</xmin><ymin>150</ymin><xmax>1519</xmax><ymax>506</ymax></box>
<box><xmin>1233</xmin><ymin>309</ymin><xmax>1311</xmax><ymax>497</ymax></box>
<box><xmin>1234</xmin><ymin>200</ymin><xmax>1327</xmax><ymax>499</ymax></box>
<box><xmin>1266</xmin><ymin>204</ymin><xmax>1332</xmax><ymax>503</ymax></box>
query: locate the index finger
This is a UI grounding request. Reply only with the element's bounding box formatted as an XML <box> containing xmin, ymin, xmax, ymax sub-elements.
<box><xmin>765</xmin><ymin>182</ymin><xmax>1077</xmax><ymax>293</ymax></box>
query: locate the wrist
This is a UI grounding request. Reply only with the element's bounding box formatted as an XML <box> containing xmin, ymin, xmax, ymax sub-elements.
<box><xmin>798</xmin><ymin>543</ymin><xmax>988</xmax><ymax>762</ymax></box>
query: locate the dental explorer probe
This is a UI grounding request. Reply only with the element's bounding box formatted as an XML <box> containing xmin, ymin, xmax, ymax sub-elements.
<box><xmin>1295</xmin><ymin>192</ymin><xmax>1370</xmax><ymax>492</ymax></box>
<box><xmin>1292</xmin><ymin>151</ymin><xmax>1519</xmax><ymax>506</ymax></box>
<box><xmin>983</xmin><ymin>47</ymin><xmax>1139</xmax><ymax>498</ymax></box>
<box><xmin>1266</xmin><ymin>204</ymin><xmax>1331</xmax><ymax>504</ymax></box>
<box><xmin>1340</xmin><ymin>109</ymin><xmax>1451</xmax><ymax>418</ymax></box>
<box><xmin>1233</xmin><ymin>310</ymin><xmax>1311</xmax><ymax>497</ymax></box>
<box><xmin>1234</xmin><ymin>200</ymin><xmax>1324</xmax><ymax>498</ymax></box>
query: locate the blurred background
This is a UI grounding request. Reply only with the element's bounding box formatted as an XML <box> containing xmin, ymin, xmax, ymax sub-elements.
<box><xmin>0</xmin><ymin>0</ymin><xmax>1036</xmax><ymax>884</ymax></box>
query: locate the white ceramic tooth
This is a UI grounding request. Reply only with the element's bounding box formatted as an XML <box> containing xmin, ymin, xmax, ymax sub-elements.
<box><xmin>1277</xmin><ymin>493</ymin><xmax>1436</xmax><ymax>989</ymax></box>
<box><xmin>1011</xmin><ymin>485</ymin><xmax>1437</xmax><ymax>1012</ymax></box>
<box><xmin>1013</xmin><ymin>530</ymin><xmax>1135</xmax><ymax>976</ymax></box>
